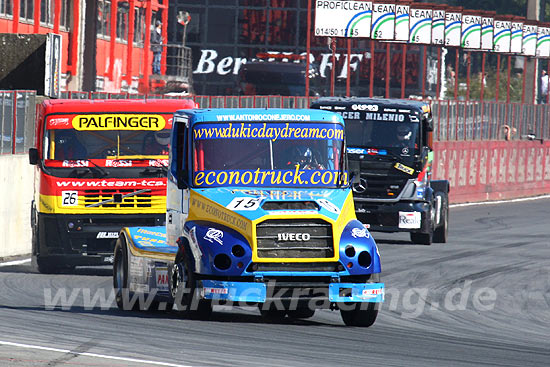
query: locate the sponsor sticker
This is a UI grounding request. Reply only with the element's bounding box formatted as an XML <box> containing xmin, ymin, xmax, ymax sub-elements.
<box><xmin>351</xmin><ymin>227</ymin><xmax>370</xmax><ymax>239</ymax></box>
<box><xmin>394</xmin><ymin>162</ymin><xmax>415</xmax><ymax>175</ymax></box>
<box><xmin>317</xmin><ymin>198</ymin><xmax>341</xmax><ymax>214</ymax></box>
<box><xmin>204</xmin><ymin>228</ymin><xmax>224</xmax><ymax>245</ymax></box>
<box><xmin>72</xmin><ymin>114</ymin><xmax>166</xmax><ymax>131</ymax></box>
<box><xmin>105</xmin><ymin>160</ymin><xmax>132</xmax><ymax>167</ymax></box>
<box><xmin>62</xmin><ymin>160</ymin><xmax>89</xmax><ymax>167</ymax></box>
<box><xmin>156</xmin><ymin>268</ymin><xmax>169</xmax><ymax>291</ymax></box>
<box><xmin>360</xmin><ymin>288</ymin><xmax>384</xmax><ymax>299</ymax></box>
<box><xmin>96</xmin><ymin>231</ymin><xmax>119</xmax><ymax>239</ymax></box>
<box><xmin>203</xmin><ymin>287</ymin><xmax>229</xmax><ymax>295</ymax></box>
<box><xmin>399</xmin><ymin>211</ymin><xmax>421</xmax><ymax>229</ymax></box>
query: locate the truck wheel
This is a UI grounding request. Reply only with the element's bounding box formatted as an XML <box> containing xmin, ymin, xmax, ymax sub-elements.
<box><xmin>35</xmin><ymin>257</ymin><xmax>57</xmax><ymax>274</ymax></box>
<box><xmin>113</xmin><ymin>238</ymin><xmax>132</xmax><ymax>310</ymax></box>
<box><xmin>410</xmin><ymin>232</ymin><xmax>432</xmax><ymax>246</ymax></box>
<box><xmin>340</xmin><ymin>302</ymin><xmax>379</xmax><ymax>327</ymax></box>
<box><xmin>171</xmin><ymin>254</ymin><xmax>212</xmax><ymax>320</ymax></box>
<box><xmin>32</xmin><ymin>226</ymin><xmax>58</xmax><ymax>274</ymax></box>
<box><xmin>433</xmin><ymin>192</ymin><xmax>449</xmax><ymax>243</ymax></box>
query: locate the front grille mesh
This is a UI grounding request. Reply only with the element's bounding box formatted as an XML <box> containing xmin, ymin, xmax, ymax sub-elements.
<box><xmin>256</xmin><ymin>219</ymin><xmax>333</xmax><ymax>258</ymax></box>
<box><xmin>83</xmin><ymin>189</ymin><xmax>152</xmax><ymax>208</ymax></box>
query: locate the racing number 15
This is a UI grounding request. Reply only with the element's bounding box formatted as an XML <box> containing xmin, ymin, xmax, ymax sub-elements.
<box><xmin>62</xmin><ymin>191</ymin><xmax>78</xmax><ymax>206</ymax></box>
<box><xmin>226</xmin><ymin>197</ymin><xmax>263</xmax><ymax>211</ymax></box>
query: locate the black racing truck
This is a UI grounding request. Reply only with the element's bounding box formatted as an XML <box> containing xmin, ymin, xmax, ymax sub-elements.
<box><xmin>311</xmin><ymin>97</ymin><xmax>449</xmax><ymax>245</ymax></box>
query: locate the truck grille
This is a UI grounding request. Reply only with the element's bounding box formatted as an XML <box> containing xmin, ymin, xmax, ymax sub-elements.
<box><xmin>83</xmin><ymin>189</ymin><xmax>152</xmax><ymax>208</ymax></box>
<box><xmin>256</xmin><ymin>219</ymin><xmax>333</xmax><ymax>258</ymax></box>
<box><xmin>355</xmin><ymin>160</ymin><xmax>409</xmax><ymax>199</ymax></box>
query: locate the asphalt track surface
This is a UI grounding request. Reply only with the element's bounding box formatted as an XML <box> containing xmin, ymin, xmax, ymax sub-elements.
<box><xmin>0</xmin><ymin>197</ymin><xmax>549</xmax><ymax>366</ymax></box>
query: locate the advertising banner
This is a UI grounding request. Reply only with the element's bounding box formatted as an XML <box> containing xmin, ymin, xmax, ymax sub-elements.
<box><xmin>409</xmin><ymin>7</ymin><xmax>432</xmax><ymax>44</ymax></box>
<box><xmin>445</xmin><ymin>11</ymin><xmax>462</xmax><ymax>47</ymax></box>
<box><xmin>394</xmin><ymin>4</ymin><xmax>410</xmax><ymax>42</ymax></box>
<box><xmin>511</xmin><ymin>21</ymin><xmax>524</xmax><ymax>53</ymax></box>
<box><xmin>494</xmin><ymin>20</ymin><xmax>512</xmax><ymax>53</ymax></box>
<box><xmin>522</xmin><ymin>23</ymin><xmax>538</xmax><ymax>56</ymax></box>
<box><xmin>461</xmin><ymin>14</ymin><xmax>482</xmax><ymax>49</ymax></box>
<box><xmin>314</xmin><ymin>0</ymin><xmax>373</xmax><ymax>38</ymax></box>
<box><xmin>481</xmin><ymin>16</ymin><xmax>495</xmax><ymax>50</ymax></box>
<box><xmin>372</xmin><ymin>2</ymin><xmax>396</xmax><ymax>40</ymax></box>
<box><xmin>536</xmin><ymin>26</ymin><xmax>550</xmax><ymax>58</ymax></box>
<box><xmin>432</xmin><ymin>9</ymin><xmax>446</xmax><ymax>45</ymax></box>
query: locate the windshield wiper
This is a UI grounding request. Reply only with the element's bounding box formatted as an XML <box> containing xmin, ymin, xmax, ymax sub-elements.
<box><xmin>87</xmin><ymin>160</ymin><xmax>109</xmax><ymax>178</ymax></box>
<box><xmin>140</xmin><ymin>166</ymin><xmax>168</xmax><ymax>177</ymax></box>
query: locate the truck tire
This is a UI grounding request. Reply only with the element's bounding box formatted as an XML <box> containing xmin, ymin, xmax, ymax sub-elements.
<box><xmin>433</xmin><ymin>192</ymin><xmax>449</xmax><ymax>243</ymax></box>
<box><xmin>410</xmin><ymin>231</ymin><xmax>432</xmax><ymax>245</ymax></box>
<box><xmin>340</xmin><ymin>302</ymin><xmax>379</xmax><ymax>327</ymax></box>
<box><xmin>32</xmin><ymin>225</ymin><xmax>59</xmax><ymax>274</ymax></box>
<box><xmin>171</xmin><ymin>251</ymin><xmax>212</xmax><ymax>320</ymax></box>
<box><xmin>113</xmin><ymin>237</ymin><xmax>134</xmax><ymax>311</ymax></box>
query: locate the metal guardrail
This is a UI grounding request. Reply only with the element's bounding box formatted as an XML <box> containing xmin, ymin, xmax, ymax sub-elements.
<box><xmin>1</xmin><ymin>91</ymin><xmax>549</xmax><ymax>155</ymax></box>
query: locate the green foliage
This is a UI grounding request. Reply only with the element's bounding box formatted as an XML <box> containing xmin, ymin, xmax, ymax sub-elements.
<box><xmin>445</xmin><ymin>66</ymin><xmax>524</xmax><ymax>102</ymax></box>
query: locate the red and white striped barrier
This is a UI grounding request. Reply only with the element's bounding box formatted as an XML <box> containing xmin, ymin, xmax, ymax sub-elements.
<box><xmin>433</xmin><ymin>140</ymin><xmax>550</xmax><ymax>203</ymax></box>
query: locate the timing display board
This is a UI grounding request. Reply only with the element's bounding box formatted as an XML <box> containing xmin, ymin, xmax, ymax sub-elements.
<box><xmin>461</xmin><ymin>14</ymin><xmax>482</xmax><ymax>49</ymax></box>
<box><xmin>372</xmin><ymin>2</ymin><xmax>396</xmax><ymax>40</ymax></box>
<box><xmin>522</xmin><ymin>24</ymin><xmax>537</xmax><ymax>56</ymax></box>
<box><xmin>511</xmin><ymin>21</ymin><xmax>524</xmax><ymax>53</ymax></box>
<box><xmin>314</xmin><ymin>0</ymin><xmax>373</xmax><ymax>38</ymax></box>
<box><xmin>481</xmin><ymin>16</ymin><xmax>494</xmax><ymax>50</ymax></box>
<box><xmin>394</xmin><ymin>4</ymin><xmax>410</xmax><ymax>42</ymax></box>
<box><xmin>409</xmin><ymin>8</ymin><xmax>432</xmax><ymax>44</ymax></box>
<box><xmin>494</xmin><ymin>20</ymin><xmax>512</xmax><ymax>53</ymax></box>
<box><xmin>445</xmin><ymin>11</ymin><xmax>462</xmax><ymax>46</ymax></box>
<box><xmin>432</xmin><ymin>9</ymin><xmax>446</xmax><ymax>45</ymax></box>
<box><xmin>536</xmin><ymin>26</ymin><xmax>550</xmax><ymax>58</ymax></box>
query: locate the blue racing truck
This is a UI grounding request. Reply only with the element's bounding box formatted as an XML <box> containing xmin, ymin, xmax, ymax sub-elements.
<box><xmin>113</xmin><ymin>108</ymin><xmax>384</xmax><ymax>326</ymax></box>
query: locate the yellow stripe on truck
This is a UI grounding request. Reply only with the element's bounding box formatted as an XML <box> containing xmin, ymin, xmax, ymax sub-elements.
<box><xmin>38</xmin><ymin>194</ymin><xmax>166</xmax><ymax>214</ymax></box>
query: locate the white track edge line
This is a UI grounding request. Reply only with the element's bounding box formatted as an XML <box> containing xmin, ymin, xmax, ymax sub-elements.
<box><xmin>0</xmin><ymin>340</ymin><xmax>192</xmax><ymax>367</ymax></box>
<box><xmin>450</xmin><ymin>194</ymin><xmax>550</xmax><ymax>208</ymax></box>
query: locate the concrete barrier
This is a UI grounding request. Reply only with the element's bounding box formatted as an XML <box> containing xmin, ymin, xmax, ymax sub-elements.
<box><xmin>0</xmin><ymin>154</ymin><xmax>34</xmax><ymax>258</ymax></box>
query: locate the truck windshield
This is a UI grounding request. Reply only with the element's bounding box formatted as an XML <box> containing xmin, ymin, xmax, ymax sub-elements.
<box><xmin>192</xmin><ymin>122</ymin><xmax>346</xmax><ymax>188</ymax></box>
<box><xmin>346</xmin><ymin>120</ymin><xmax>419</xmax><ymax>155</ymax></box>
<box><xmin>45</xmin><ymin>128</ymin><xmax>171</xmax><ymax>162</ymax></box>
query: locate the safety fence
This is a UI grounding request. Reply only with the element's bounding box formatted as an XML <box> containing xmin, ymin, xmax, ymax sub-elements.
<box><xmin>2</xmin><ymin>91</ymin><xmax>550</xmax><ymax>156</ymax></box>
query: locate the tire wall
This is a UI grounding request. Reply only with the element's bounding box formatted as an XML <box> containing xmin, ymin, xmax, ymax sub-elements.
<box><xmin>433</xmin><ymin>140</ymin><xmax>550</xmax><ymax>204</ymax></box>
<box><xmin>0</xmin><ymin>154</ymin><xmax>34</xmax><ymax>258</ymax></box>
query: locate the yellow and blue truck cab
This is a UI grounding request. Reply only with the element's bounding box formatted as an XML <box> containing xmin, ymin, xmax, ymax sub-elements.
<box><xmin>113</xmin><ymin>108</ymin><xmax>384</xmax><ymax>326</ymax></box>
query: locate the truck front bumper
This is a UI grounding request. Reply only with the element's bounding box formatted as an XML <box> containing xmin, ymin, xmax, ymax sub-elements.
<box><xmin>355</xmin><ymin>200</ymin><xmax>432</xmax><ymax>233</ymax></box>
<box><xmin>199</xmin><ymin>280</ymin><xmax>385</xmax><ymax>303</ymax></box>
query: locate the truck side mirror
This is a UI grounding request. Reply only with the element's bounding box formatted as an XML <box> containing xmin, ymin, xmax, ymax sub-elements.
<box><xmin>177</xmin><ymin>170</ymin><xmax>189</xmax><ymax>189</ymax></box>
<box><xmin>29</xmin><ymin>148</ymin><xmax>39</xmax><ymax>165</ymax></box>
<box><xmin>424</xmin><ymin>116</ymin><xmax>434</xmax><ymax>132</ymax></box>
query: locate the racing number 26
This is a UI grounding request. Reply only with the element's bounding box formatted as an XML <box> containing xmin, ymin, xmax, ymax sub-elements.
<box><xmin>62</xmin><ymin>191</ymin><xmax>79</xmax><ymax>206</ymax></box>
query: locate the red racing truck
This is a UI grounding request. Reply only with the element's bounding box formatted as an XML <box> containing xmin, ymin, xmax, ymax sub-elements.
<box><xmin>28</xmin><ymin>99</ymin><xmax>195</xmax><ymax>273</ymax></box>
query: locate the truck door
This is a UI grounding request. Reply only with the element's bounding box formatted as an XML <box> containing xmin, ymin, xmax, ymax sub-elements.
<box><xmin>167</xmin><ymin>115</ymin><xmax>190</xmax><ymax>247</ymax></box>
